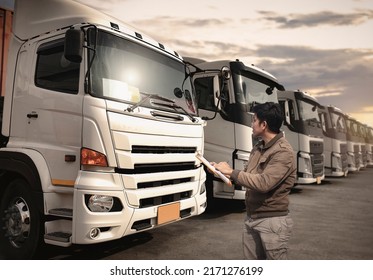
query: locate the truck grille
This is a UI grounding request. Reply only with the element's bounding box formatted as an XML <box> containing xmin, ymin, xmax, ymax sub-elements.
<box><xmin>140</xmin><ymin>191</ymin><xmax>191</xmax><ymax>208</ymax></box>
<box><xmin>311</xmin><ymin>154</ymin><xmax>324</xmax><ymax>177</ymax></box>
<box><xmin>353</xmin><ymin>144</ymin><xmax>360</xmax><ymax>166</ymax></box>
<box><xmin>132</xmin><ymin>145</ymin><xmax>196</xmax><ymax>154</ymax></box>
<box><xmin>310</xmin><ymin>141</ymin><xmax>324</xmax><ymax>154</ymax></box>
<box><xmin>116</xmin><ymin>161</ymin><xmax>196</xmax><ymax>174</ymax></box>
<box><xmin>137</xmin><ymin>177</ymin><xmax>191</xmax><ymax>189</ymax></box>
<box><xmin>108</xmin><ymin>111</ymin><xmax>203</xmax><ymax>209</ymax></box>
<box><xmin>340</xmin><ymin>143</ymin><xmax>348</xmax><ymax>170</ymax></box>
<box><xmin>309</xmin><ymin>141</ymin><xmax>324</xmax><ymax>177</ymax></box>
<box><xmin>361</xmin><ymin>145</ymin><xmax>367</xmax><ymax>164</ymax></box>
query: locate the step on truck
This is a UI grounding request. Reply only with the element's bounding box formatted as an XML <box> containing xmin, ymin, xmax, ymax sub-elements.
<box><xmin>0</xmin><ymin>0</ymin><xmax>206</xmax><ymax>259</ymax></box>
<box><xmin>186</xmin><ymin>58</ymin><xmax>284</xmax><ymax>203</ymax></box>
<box><xmin>278</xmin><ymin>90</ymin><xmax>325</xmax><ymax>184</ymax></box>
<box><xmin>318</xmin><ymin>105</ymin><xmax>349</xmax><ymax>177</ymax></box>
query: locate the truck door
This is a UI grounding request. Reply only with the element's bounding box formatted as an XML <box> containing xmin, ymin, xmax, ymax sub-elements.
<box><xmin>11</xmin><ymin>37</ymin><xmax>83</xmax><ymax>187</ymax></box>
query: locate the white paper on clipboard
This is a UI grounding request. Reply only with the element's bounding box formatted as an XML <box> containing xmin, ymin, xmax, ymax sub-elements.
<box><xmin>196</xmin><ymin>152</ymin><xmax>232</xmax><ymax>186</ymax></box>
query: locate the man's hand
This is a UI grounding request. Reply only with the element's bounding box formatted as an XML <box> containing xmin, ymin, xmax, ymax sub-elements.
<box><xmin>211</xmin><ymin>162</ymin><xmax>233</xmax><ymax>178</ymax></box>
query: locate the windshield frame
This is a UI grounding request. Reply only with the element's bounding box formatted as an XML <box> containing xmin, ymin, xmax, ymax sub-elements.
<box><xmin>86</xmin><ymin>27</ymin><xmax>197</xmax><ymax>116</ymax></box>
<box><xmin>231</xmin><ymin>69</ymin><xmax>280</xmax><ymax>109</ymax></box>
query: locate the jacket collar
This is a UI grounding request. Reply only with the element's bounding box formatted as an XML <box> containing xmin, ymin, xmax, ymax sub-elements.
<box><xmin>256</xmin><ymin>131</ymin><xmax>284</xmax><ymax>151</ymax></box>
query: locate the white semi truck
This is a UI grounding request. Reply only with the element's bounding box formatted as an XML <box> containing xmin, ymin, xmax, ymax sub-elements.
<box><xmin>0</xmin><ymin>0</ymin><xmax>206</xmax><ymax>259</ymax></box>
<box><xmin>345</xmin><ymin>115</ymin><xmax>364</xmax><ymax>172</ymax></box>
<box><xmin>318</xmin><ymin>105</ymin><xmax>349</xmax><ymax>177</ymax></box>
<box><xmin>187</xmin><ymin>58</ymin><xmax>284</xmax><ymax>203</ymax></box>
<box><xmin>278</xmin><ymin>90</ymin><xmax>325</xmax><ymax>184</ymax></box>
<box><xmin>358</xmin><ymin>120</ymin><xmax>368</xmax><ymax>168</ymax></box>
<box><xmin>363</xmin><ymin>124</ymin><xmax>373</xmax><ymax>167</ymax></box>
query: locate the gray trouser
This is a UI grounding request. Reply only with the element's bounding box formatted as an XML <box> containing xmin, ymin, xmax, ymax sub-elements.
<box><xmin>243</xmin><ymin>214</ymin><xmax>293</xmax><ymax>260</ymax></box>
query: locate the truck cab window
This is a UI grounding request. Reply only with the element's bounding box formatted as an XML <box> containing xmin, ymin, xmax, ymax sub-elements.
<box><xmin>194</xmin><ymin>76</ymin><xmax>215</xmax><ymax>111</ymax></box>
<box><xmin>35</xmin><ymin>39</ymin><xmax>80</xmax><ymax>94</ymax></box>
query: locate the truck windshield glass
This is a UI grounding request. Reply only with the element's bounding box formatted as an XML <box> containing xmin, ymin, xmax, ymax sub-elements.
<box><xmin>346</xmin><ymin>119</ymin><xmax>359</xmax><ymax>136</ymax></box>
<box><xmin>330</xmin><ymin>111</ymin><xmax>347</xmax><ymax>133</ymax></box>
<box><xmin>297</xmin><ymin>99</ymin><xmax>320</xmax><ymax>125</ymax></box>
<box><xmin>232</xmin><ymin>72</ymin><xmax>278</xmax><ymax>109</ymax></box>
<box><xmin>88</xmin><ymin>30</ymin><xmax>196</xmax><ymax>115</ymax></box>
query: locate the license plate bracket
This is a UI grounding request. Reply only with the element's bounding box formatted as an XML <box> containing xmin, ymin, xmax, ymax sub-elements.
<box><xmin>157</xmin><ymin>202</ymin><xmax>180</xmax><ymax>225</ymax></box>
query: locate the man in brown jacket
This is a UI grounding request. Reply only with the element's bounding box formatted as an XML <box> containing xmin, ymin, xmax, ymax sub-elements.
<box><xmin>212</xmin><ymin>102</ymin><xmax>296</xmax><ymax>259</ymax></box>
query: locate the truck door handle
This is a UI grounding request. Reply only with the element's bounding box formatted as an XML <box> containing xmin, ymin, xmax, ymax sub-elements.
<box><xmin>27</xmin><ymin>112</ymin><xmax>38</xmax><ymax>119</ymax></box>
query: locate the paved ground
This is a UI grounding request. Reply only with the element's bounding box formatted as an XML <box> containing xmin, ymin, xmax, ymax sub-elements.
<box><xmin>288</xmin><ymin>167</ymin><xmax>373</xmax><ymax>259</ymax></box>
<box><xmin>35</xmin><ymin>166</ymin><xmax>373</xmax><ymax>260</ymax></box>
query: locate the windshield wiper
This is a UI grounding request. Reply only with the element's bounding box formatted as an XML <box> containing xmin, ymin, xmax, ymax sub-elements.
<box><xmin>126</xmin><ymin>93</ymin><xmax>175</xmax><ymax>112</ymax></box>
<box><xmin>307</xmin><ymin>118</ymin><xmax>321</xmax><ymax>128</ymax></box>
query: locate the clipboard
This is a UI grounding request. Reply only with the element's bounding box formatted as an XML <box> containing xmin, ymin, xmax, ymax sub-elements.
<box><xmin>196</xmin><ymin>152</ymin><xmax>232</xmax><ymax>186</ymax></box>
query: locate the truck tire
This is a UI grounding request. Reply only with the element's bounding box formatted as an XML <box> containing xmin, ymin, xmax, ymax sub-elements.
<box><xmin>0</xmin><ymin>179</ymin><xmax>42</xmax><ymax>259</ymax></box>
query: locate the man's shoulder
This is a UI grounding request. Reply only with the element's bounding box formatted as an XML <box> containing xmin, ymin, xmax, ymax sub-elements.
<box><xmin>277</xmin><ymin>136</ymin><xmax>294</xmax><ymax>152</ymax></box>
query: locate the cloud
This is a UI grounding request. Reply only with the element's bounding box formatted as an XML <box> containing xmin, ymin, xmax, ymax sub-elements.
<box><xmin>258</xmin><ymin>10</ymin><xmax>373</xmax><ymax>28</ymax></box>
<box><xmin>362</xmin><ymin>106</ymin><xmax>373</xmax><ymax>113</ymax></box>
<box><xmin>252</xmin><ymin>45</ymin><xmax>373</xmax><ymax>115</ymax></box>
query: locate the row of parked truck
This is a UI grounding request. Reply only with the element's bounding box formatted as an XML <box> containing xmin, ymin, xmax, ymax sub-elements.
<box><xmin>0</xmin><ymin>0</ymin><xmax>372</xmax><ymax>259</ymax></box>
<box><xmin>186</xmin><ymin>58</ymin><xmax>373</xmax><ymax>201</ymax></box>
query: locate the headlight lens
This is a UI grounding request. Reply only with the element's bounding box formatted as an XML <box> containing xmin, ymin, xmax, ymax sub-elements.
<box><xmin>88</xmin><ymin>195</ymin><xmax>114</xmax><ymax>212</ymax></box>
<box><xmin>200</xmin><ymin>182</ymin><xmax>206</xmax><ymax>194</ymax></box>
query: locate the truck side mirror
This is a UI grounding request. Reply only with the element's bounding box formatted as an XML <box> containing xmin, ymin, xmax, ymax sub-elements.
<box><xmin>284</xmin><ymin>100</ymin><xmax>291</xmax><ymax>125</ymax></box>
<box><xmin>213</xmin><ymin>75</ymin><xmax>221</xmax><ymax>109</ymax></box>
<box><xmin>64</xmin><ymin>29</ymin><xmax>84</xmax><ymax>63</ymax></box>
<box><xmin>221</xmin><ymin>66</ymin><xmax>231</xmax><ymax>80</ymax></box>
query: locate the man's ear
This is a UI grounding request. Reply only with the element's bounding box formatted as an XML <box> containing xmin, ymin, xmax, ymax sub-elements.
<box><xmin>262</xmin><ymin>120</ymin><xmax>268</xmax><ymax>129</ymax></box>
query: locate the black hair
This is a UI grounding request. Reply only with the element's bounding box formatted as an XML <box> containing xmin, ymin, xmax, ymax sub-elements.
<box><xmin>252</xmin><ymin>102</ymin><xmax>283</xmax><ymax>133</ymax></box>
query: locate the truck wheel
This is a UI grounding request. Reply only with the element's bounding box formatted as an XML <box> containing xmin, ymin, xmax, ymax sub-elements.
<box><xmin>0</xmin><ymin>179</ymin><xmax>42</xmax><ymax>259</ymax></box>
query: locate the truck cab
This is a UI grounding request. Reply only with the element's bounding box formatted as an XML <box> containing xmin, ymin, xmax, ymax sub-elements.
<box><xmin>345</xmin><ymin>115</ymin><xmax>363</xmax><ymax>172</ymax></box>
<box><xmin>357</xmin><ymin>121</ymin><xmax>368</xmax><ymax>168</ymax></box>
<box><xmin>318</xmin><ymin>105</ymin><xmax>348</xmax><ymax>177</ymax></box>
<box><xmin>188</xmin><ymin>58</ymin><xmax>284</xmax><ymax>203</ymax></box>
<box><xmin>278</xmin><ymin>90</ymin><xmax>325</xmax><ymax>184</ymax></box>
<box><xmin>0</xmin><ymin>0</ymin><xmax>206</xmax><ymax>259</ymax></box>
<box><xmin>364</xmin><ymin>125</ymin><xmax>373</xmax><ymax>167</ymax></box>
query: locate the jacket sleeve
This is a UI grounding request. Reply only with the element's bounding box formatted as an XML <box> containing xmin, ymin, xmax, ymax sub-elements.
<box><xmin>231</xmin><ymin>146</ymin><xmax>295</xmax><ymax>193</ymax></box>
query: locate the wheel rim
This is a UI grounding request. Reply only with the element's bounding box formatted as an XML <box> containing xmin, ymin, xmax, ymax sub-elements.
<box><xmin>2</xmin><ymin>197</ymin><xmax>31</xmax><ymax>248</ymax></box>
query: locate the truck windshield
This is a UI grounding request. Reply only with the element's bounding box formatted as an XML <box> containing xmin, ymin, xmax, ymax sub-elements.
<box><xmin>330</xmin><ymin>111</ymin><xmax>347</xmax><ymax>133</ymax></box>
<box><xmin>346</xmin><ymin>119</ymin><xmax>359</xmax><ymax>136</ymax></box>
<box><xmin>297</xmin><ymin>99</ymin><xmax>321</xmax><ymax>126</ymax></box>
<box><xmin>88</xmin><ymin>29</ymin><xmax>196</xmax><ymax>115</ymax></box>
<box><xmin>232</xmin><ymin>72</ymin><xmax>278</xmax><ymax>109</ymax></box>
<box><xmin>367</xmin><ymin>127</ymin><xmax>373</xmax><ymax>141</ymax></box>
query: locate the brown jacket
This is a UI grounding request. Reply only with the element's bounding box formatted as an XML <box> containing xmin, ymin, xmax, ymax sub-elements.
<box><xmin>230</xmin><ymin>132</ymin><xmax>296</xmax><ymax>219</ymax></box>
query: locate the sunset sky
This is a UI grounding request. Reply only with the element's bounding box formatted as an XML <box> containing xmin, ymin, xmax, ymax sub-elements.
<box><xmin>76</xmin><ymin>0</ymin><xmax>372</xmax><ymax>127</ymax></box>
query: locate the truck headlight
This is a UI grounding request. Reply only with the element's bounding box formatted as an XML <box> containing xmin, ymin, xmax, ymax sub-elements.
<box><xmin>332</xmin><ymin>153</ymin><xmax>342</xmax><ymax>170</ymax></box>
<box><xmin>87</xmin><ymin>195</ymin><xmax>114</xmax><ymax>212</ymax></box>
<box><xmin>200</xmin><ymin>182</ymin><xmax>206</xmax><ymax>194</ymax></box>
<box><xmin>299</xmin><ymin>152</ymin><xmax>312</xmax><ymax>174</ymax></box>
